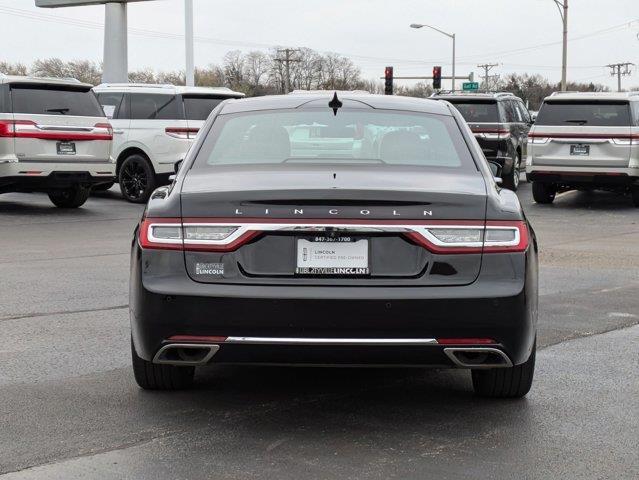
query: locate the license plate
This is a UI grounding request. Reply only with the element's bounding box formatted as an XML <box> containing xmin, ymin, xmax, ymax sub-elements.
<box><xmin>570</xmin><ymin>144</ymin><xmax>589</xmax><ymax>156</ymax></box>
<box><xmin>57</xmin><ymin>142</ymin><xmax>76</xmax><ymax>155</ymax></box>
<box><xmin>296</xmin><ymin>237</ymin><xmax>369</xmax><ymax>275</ymax></box>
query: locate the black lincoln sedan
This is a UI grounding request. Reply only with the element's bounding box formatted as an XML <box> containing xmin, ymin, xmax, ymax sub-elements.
<box><xmin>130</xmin><ymin>92</ymin><xmax>538</xmax><ymax>398</ymax></box>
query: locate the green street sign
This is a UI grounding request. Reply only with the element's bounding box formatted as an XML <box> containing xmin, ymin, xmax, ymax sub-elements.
<box><xmin>462</xmin><ymin>82</ymin><xmax>479</xmax><ymax>91</ymax></box>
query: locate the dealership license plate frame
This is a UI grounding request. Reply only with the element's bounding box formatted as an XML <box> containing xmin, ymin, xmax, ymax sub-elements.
<box><xmin>295</xmin><ymin>237</ymin><xmax>370</xmax><ymax>276</ymax></box>
<box><xmin>570</xmin><ymin>144</ymin><xmax>590</xmax><ymax>156</ymax></box>
<box><xmin>56</xmin><ymin>141</ymin><xmax>77</xmax><ymax>155</ymax></box>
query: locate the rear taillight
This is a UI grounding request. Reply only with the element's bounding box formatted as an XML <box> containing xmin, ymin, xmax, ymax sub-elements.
<box><xmin>611</xmin><ymin>137</ymin><xmax>634</xmax><ymax>145</ymax></box>
<box><xmin>94</xmin><ymin>122</ymin><xmax>114</xmax><ymax>138</ymax></box>
<box><xmin>0</xmin><ymin>120</ymin><xmax>112</xmax><ymax>140</ymax></box>
<box><xmin>138</xmin><ymin>219</ymin><xmax>529</xmax><ymax>254</ymax></box>
<box><xmin>405</xmin><ymin>221</ymin><xmax>529</xmax><ymax>254</ymax></box>
<box><xmin>0</xmin><ymin>120</ymin><xmax>36</xmax><ymax>138</ymax></box>
<box><xmin>474</xmin><ymin>129</ymin><xmax>510</xmax><ymax>140</ymax></box>
<box><xmin>529</xmin><ymin>136</ymin><xmax>550</xmax><ymax>144</ymax></box>
<box><xmin>165</xmin><ymin>127</ymin><xmax>199</xmax><ymax>139</ymax></box>
<box><xmin>139</xmin><ymin>218</ymin><xmax>257</xmax><ymax>252</ymax></box>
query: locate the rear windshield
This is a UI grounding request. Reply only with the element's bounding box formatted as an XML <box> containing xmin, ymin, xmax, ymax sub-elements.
<box><xmin>11</xmin><ymin>85</ymin><xmax>103</xmax><ymax>117</ymax></box>
<box><xmin>183</xmin><ymin>95</ymin><xmax>233</xmax><ymax>121</ymax></box>
<box><xmin>446</xmin><ymin>100</ymin><xmax>499</xmax><ymax>123</ymax></box>
<box><xmin>194</xmin><ymin>109</ymin><xmax>476</xmax><ymax>170</ymax></box>
<box><xmin>130</xmin><ymin>93</ymin><xmax>182</xmax><ymax>120</ymax></box>
<box><xmin>536</xmin><ymin>101</ymin><xmax>631</xmax><ymax>126</ymax></box>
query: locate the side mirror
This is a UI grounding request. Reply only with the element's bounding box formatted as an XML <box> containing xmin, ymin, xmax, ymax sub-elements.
<box><xmin>169</xmin><ymin>160</ymin><xmax>183</xmax><ymax>182</ymax></box>
<box><xmin>487</xmin><ymin>161</ymin><xmax>503</xmax><ymax>186</ymax></box>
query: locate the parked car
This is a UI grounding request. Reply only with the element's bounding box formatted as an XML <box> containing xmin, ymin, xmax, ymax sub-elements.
<box><xmin>527</xmin><ymin>92</ymin><xmax>639</xmax><ymax>206</ymax></box>
<box><xmin>93</xmin><ymin>83</ymin><xmax>244</xmax><ymax>203</ymax></box>
<box><xmin>433</xmin><ymin>92</ymin><xmax>532</xmax><ymax>191</ymax></box>
<box><xmin>130</xmin><ymin>92</ymin><xmax>538</xmax><ymax>398</ymax></box>
<box><xmin>0</xmin><ymin>75</ymin><xmax>114</xmax><ymax>208</ymax></box>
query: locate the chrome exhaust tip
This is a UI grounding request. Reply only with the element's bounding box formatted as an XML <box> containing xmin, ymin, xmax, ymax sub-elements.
<box><xmin>153</xmin><ymin>343</ymin><xmax>220</xmax><ymax>366</ymax></box>
<box><xmin>444</xmin><ymin>347</ymin><xmax>513</xmax><ymax>369</ymax></box>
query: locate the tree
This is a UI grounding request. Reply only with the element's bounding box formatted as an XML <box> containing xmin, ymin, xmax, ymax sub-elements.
<box><xmin>0</xmin><ymin>61</ymin><xmax>28</xmax><ymax>76</ymax></box>
<box><xmin>396</xmin><ymin>82</ymin><xmax>434</xmax><ymax>98</ymax></box>
<box><xmin>195</xmin><ymin>65</ymin><xmax>225</xmax><ymax>88</ymax></box>
<box><xmin>31</xmin><ymin>58</ymin><xmax>101</xmax><ymax>85</ymax></box>
<box><xmin>129</xmin><ymin>68</ymin><xmax>157</xmax><ymax>84</ymax></box>
<box><xmin>223</xmin><ymin>50</ymin><xmax>246</xmax><ymax>91</ymax></box>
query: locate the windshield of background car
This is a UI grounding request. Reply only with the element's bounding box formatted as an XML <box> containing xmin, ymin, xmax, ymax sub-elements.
<box><xmin>11</xmin><ymin>85</ymin><xmax>103</xmax><ymax>117</ymax></box>
<box><xmin>183</xmin><ymin>95</ymin><xmax>232</xmax><ymax>120</ymax></box>
<box><xmin>535</xmin><ymin>101</ymin><xmax>631</xmax><ymax>126</ymax></box>
<box><xmin>446</xmin><ymin>100</ymin><xmax>499</xmax><ymax>123</ymax></box>
<box><xmin>194</xmin><ymin>109</ymin><xmax>476</xmax><ymax>170</ymax></box>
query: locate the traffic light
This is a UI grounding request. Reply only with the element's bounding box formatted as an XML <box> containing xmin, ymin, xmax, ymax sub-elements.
<box><xmin>433</xmin><ymin>66</ymin><xmax>442</xmax><ymax>90</ymax></box>
<box><xmin>384</xmin><ymin>66</ymin><xmax>393</xmax><ymax>95</ymax></box>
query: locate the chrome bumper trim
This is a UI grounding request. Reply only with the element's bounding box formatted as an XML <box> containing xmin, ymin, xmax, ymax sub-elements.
<box><xmin>225</xmin><ymin>337</ymin><xmax>439</xmax><ymax>346</ymax></box>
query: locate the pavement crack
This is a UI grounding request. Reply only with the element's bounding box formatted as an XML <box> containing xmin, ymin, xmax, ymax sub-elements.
<box><xmin>0</xmin><ymin>305</ymin><xmax>129</xmax><ymax>322</ymax></box>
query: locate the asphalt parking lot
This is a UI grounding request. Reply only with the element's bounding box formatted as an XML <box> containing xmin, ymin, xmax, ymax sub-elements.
<box><xmin>1</xmin><ymin>182</ymin><xmax>638</xmax><ymax>479</ymax></box>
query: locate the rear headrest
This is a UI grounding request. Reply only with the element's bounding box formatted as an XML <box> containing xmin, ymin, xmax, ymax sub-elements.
<box><xmin>379</xmin><ymin>131</ymin><xmax>425</xmax><ymax>163</ymax></box>
<box><xmin>244</xmin><ymin>125</ymin><xmax>291</xmax><ymax>161</ymax></box>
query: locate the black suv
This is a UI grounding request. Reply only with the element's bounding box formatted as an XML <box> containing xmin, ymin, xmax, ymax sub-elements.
<box><xmin>434</xmin><ymin>92</ymin><xmax>532</xmax><ymax>191</ymax></box>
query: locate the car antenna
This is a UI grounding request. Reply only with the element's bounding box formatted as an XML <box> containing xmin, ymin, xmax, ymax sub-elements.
<box><xmin>328</xmin><ymin>91</ymin><xmax>343</xmax><ymax>116</ymax></box>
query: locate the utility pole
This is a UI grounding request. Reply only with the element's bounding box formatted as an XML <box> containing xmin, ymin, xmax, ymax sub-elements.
<box><xmin>606</xmin><ymin>62</ymin><xmax>634</xmax><ymax>92</ymax></box>
<box><xmin>275</xmin><ymin>48</ymin><xmax>300</xmax><ymax>93</ymax></box>
<box><xmin>477</xmin><ymin>63</ymin><xmax>499</xmax><ymax>92</ymax></box>
<box><xmin>553</xmin><ymin>0</ymin><xmax>568</xmax><ymax>91</ymax></box>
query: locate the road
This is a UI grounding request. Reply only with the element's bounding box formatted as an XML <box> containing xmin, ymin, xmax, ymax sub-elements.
<box><xmin>1</xmin><ymin>183</ymin><xmax>638</xmax><ymax>479</ymax></box>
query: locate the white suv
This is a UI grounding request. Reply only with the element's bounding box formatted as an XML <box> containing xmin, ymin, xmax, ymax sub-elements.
<box><xmin>0</xmin><ymin>76</ymin><xmax>115</xmax><ymax>208</ymax></box>
<box><xmin>527</xmin><ymin>92</ymin><xmax>639</xmax><ymax>206</ymax></box>
<box><xmin>93</xmin><ymin>84</ymin><xmax>244</xmax><ymax>203</ymax></box>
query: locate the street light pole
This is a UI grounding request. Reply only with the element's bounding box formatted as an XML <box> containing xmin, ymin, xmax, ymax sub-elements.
<box><xmin>410</xmin><ymin>23</ymin><xmax>456</xmax><ymax>91</ymax></box>
<box><xmin>553</xmin><ymin>0</ymin><xmax>568</xmax><ymax>91</ymax></box>
<box><xmin>452</xmin><ymin>33</ymin><xmax>456</xmax><ymax>91</ymax></box>
<box><xmin>185</xmin><ymin>0</ymin><xmax>195</xmax><ymax>87</ymax></box>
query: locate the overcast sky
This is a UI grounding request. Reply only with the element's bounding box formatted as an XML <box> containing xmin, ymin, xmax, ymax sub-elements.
<box><xmin>0</xmin><ymin>0</ymin><xmax>638</xmax><ymax>90</ymax></box>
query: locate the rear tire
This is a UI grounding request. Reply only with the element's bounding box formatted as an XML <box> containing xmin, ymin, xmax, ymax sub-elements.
<box><xmin>631</xmin><ymin>187</ymin><xmax>639</xmax><ymax>207</ymax></box>
<box><xmin>472</xmin><ymin>343</ymin><xmax>535</xmax><ymax>399</ymax></box>
<box><xmin>47</xmin><ymin>186</ymin><xmax>90</xmax><ymax>208</ymax></box>
<box><xmin>532</xmin><ymin>181</ymin><xmax>556</xmax><ymax>204</ymax></box>
<box><xmin>119</xmin><ymin>154</ymin><xmax>156</xmax><ymax>204</ymax></box>
<box><xmin>131</xmin><ymin>339</ymin><xmax>195</xmax><ymax>390</ymax></box>
<box><xmin>501</xmin><ymin>155</ymin><xmax>520</xmax><ymax>191</ymax></box>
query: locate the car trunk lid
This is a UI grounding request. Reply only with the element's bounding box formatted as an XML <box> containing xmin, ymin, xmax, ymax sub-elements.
<box><xmin>531</xmin><ymin>100</ymin><xmax>632</xmax><ymax>168</ymax></box>
<box><xmin>178</xmin><ymin>165</ymin><xmax>488</xmax><ymax>287</ymax></box>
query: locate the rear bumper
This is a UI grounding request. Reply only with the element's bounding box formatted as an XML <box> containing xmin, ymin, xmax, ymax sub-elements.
<box><xmin>526</xmin><ymin>166</ymin><xmax>639</xmax><ymax>186</ymax></box>
<box><xmin>130</xmin><ymin>245</ymin><xmax>538</xmax><ymax>368</ymax></box>
<box><xmin>0</xmin><ymin>171</ymin><xmax>115</xmax><ymax>193</ymax></box>
<box><xmin>0</xmin><ymin>160</ymin><xmax>115</xmax><ymax>193</ymax></box>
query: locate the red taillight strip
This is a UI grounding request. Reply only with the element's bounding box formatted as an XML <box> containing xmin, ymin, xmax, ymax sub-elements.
<box><xmin>139</xmin><ymin>218</ymin><xmax>529</xmax><ymax>254</ymax></box>
<box><xmin>528</xmin><ymin>132</ymin><xmax>639</xmax><ymax>140</ymax></box>
<box><xmin>472</xmin><ymin>128</ymin><xmax>509</xmax><ymax>134</ymax></box>
<box><xmin>165</xmin><ymin>127</ymin><xmax>199</xmax><ymax>139</ymax></box>
<box><xmin>0</xmin><ymin>120</ymin><xmax>112</xmax><ymax>140</ymax></box>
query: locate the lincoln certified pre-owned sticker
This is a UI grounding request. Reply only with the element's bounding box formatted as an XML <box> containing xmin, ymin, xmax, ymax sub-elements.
<box><xmin>296</xmin><ymin>239</ymin><xmax>369</xmax><ymax>275</ymax></box>
<box><xmin>195</xmin><ymin>263</ymin><xmax>225</xmax><ymax>275</ymax></box>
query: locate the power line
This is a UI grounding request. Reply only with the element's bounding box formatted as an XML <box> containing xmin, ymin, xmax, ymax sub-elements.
<box><xmin>477</xmin><ymin>63</ymin><xmax>499</xmax><ymax>91</ymax></box>
<box><xmin>606</xmin><ymin>62</ymin><xmax>634</xmax><ymax>92</ymax></box>
<box><xmin>1</xmin><ymin>5</ymin><xmax>637</xmax><ymax>68</ymax></box>
<box><xmin>274</xmin><ymin>48</ymin><xmax>300</xmax><ymax>93</ymax></box>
